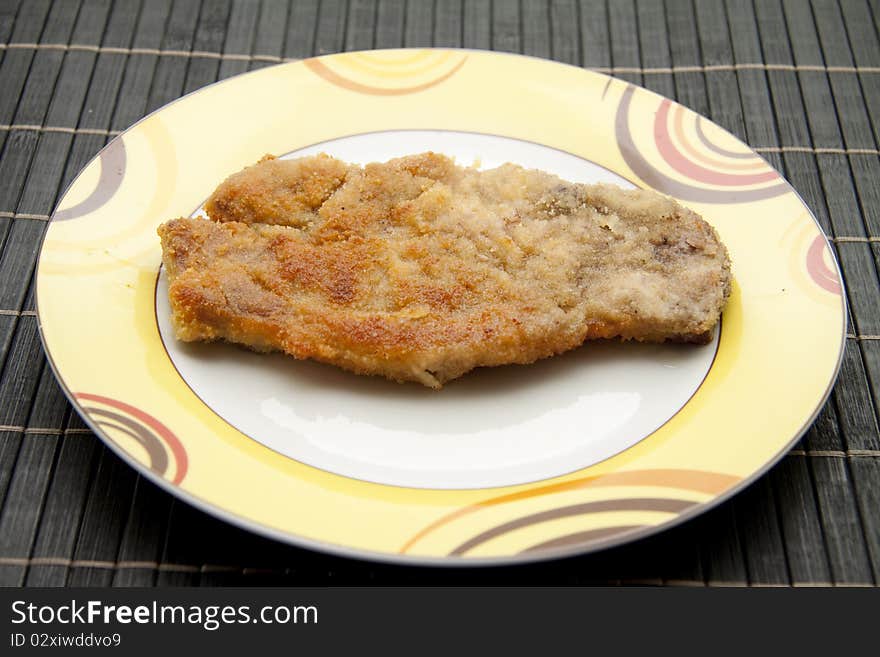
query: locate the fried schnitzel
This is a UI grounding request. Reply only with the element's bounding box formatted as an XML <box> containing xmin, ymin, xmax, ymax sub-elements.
<box><xmin>159</xmin><ymin>152</ymin><xmax>731</xmax><ymax>388</ymax></box>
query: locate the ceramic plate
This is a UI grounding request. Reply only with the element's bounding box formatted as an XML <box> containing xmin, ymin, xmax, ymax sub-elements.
<box><xmin>37</xmin><ymin>49</ymin><xmax>846</xmax><ymax>565</ymax></box>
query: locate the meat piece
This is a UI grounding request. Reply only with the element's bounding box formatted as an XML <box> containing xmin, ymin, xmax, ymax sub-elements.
<box><xmin>158</xmin><ymin>152</ymin><xmax>731</xmax><ymax>388</ymax></box>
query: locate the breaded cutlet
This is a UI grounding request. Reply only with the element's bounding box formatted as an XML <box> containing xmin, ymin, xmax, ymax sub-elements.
<box><xmin>159</xmin><ymin>152</ymin><xmax>731</xmax><ymax>388</ymax></box>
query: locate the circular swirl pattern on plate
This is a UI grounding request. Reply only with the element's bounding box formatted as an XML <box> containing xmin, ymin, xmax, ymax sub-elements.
<box><xmin>780</xmin><ymin>216</ymin><xmax>842</xmax><ymax>300</ymax></box>
<box><xmin>75</xmin><ymin>393</ymin><xmax>188</xmax><ymax>485</ymax></box>
<box><xmin>401</xmin><ymin>468</ymin><xmax>740</xmax><ymax>557</ymax></box>
<box><xmin>53</xmin><ymin>137</ymin><xmax>127</xmax><ymax>221</ymax></box>
<box><xmin>615</xmin><ymin>84</ymin><xmax>790</xmax><ymax>203</ymax></box>
<box><xmin>806</xmin><ymin>235</ymin><xmax>842</xmax><ymax>295</ymax></box>
<box><xmin>304</xmin><ymin>49</ymin><xmax>467</xmax><ymax>95</ymax></box>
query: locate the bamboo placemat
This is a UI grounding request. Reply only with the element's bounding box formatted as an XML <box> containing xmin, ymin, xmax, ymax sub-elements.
<box><xmin>0</xmin><ymin>0</ymin><xmax>877</xmax><ymax>586</ymax></box>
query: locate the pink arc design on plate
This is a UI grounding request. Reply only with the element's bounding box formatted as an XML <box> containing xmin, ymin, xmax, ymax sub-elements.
<box><xmin>806</xmin><ymin>235</ymin><xmax>842</xmax><ymax>295</ymax></box>
<box><xmin>75</xmin><ymin>393</ymin><xmax>189</xmax><ymax>484</ymax></box>
<box><xmin>656</xmin><ymin>101</ymin><xmax>778</xmax><ymax>185</ymax></box>
<box><xmin>614</xmin><ymin>84</ymin><xmax>790</xmax><ymax>203</ymax></box>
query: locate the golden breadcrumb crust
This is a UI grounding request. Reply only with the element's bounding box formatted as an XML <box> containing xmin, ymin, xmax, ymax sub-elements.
<box><xmin>159</xmin><ymin>152</ymin><xmax>731</xmax><ymax>387</ymax></box>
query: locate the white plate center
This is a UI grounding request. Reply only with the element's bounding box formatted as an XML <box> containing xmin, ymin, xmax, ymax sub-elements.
<box><xmin>156</xmin><ymin>130</ymin><xmax>718</xmax><ymax>489</ymax></box>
